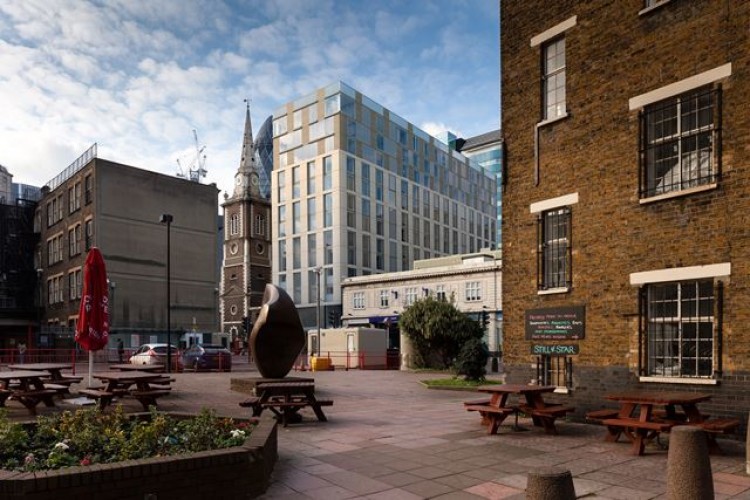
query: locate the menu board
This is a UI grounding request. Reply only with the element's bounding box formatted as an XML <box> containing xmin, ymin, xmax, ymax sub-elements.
<box><xmin>525</xmin><ymin>306</ymin><xmax>585</xmax><ymax>340</ymax></box>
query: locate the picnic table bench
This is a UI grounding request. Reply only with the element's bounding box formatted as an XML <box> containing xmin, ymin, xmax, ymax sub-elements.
<box><xmin>471</xmin><ymin>384</ymin><xmax>572</xmax><ymax>435</ymax></box>
<box><xmin>695</xmin><ymin>418</ymin><xmax>742</xmax><ymax>454</ymax></box>
<box><xmin>0</xmin><ymin>370</ymin><xmax>58</xmax><ymax>415</ymax></box>
<box><xmin>464</xmin><ymin>403</ymin><xmax>516</xmax><ymax>434</ymax></box>
<box><xmin>78</xmin><ymin>388</ymin><xmax>116</xmax><ymax>408</ymax></box>
<box><xmin>130</xmin><ymin>389</ymin><xmax>171</xmax><ymax>411</ymax></box>
<box><xmin>603</xmin><ymin>391</ymin><xmax>713</xmax><ymax>455</ymax></box>
<box><xmin>240</xmin><ymin>381</ymin><xmax>332</xmax><ymax>426</ymax></box>
<box><xmin>83</xmin><ymin>372</ymin><xmax>172</xmax><ymax>410</ymax></box>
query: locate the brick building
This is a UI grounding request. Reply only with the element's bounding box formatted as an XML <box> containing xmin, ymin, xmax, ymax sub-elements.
<box><xmin>501</xmin><ymin>0</ymin><xmax>750</xmax><ymax>421</ymax></box>
<box><xmin>37</xmin><ymin>145</ymin><xmax>219</xmax><ymax>349</ymax></box>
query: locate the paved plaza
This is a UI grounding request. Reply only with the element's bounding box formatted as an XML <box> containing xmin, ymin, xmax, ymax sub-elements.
<box><xmin>7</xmin><ymin>359</ymin><xmax>750</xmax><ymax>499</ymax></box>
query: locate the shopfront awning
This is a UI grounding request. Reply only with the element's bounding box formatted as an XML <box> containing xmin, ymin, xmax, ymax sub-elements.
<box><xmin>344</xmin><ymin>318</ymin><xmax>372</xmax><ymax>326</ymax></box>
<box><xmin>368</xmin><ymin>315</ymin><xmax>399</xmax><ymax>324</ymax></box>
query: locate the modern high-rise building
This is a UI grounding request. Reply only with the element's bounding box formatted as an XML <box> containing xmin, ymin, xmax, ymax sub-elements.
<box><xmin>220</xmin><ymin>105</ymin><xmax>273</xmax><ymax>344</ymax></box>
<box><xmin>272</xmin><ymin>82</ymin><xmax>498</xmax><ymax>328</ymax></box>
<box><xmin>459</xmin><ymin>130</ymin><xmax>503</xmax><ymax>246</ymax></box>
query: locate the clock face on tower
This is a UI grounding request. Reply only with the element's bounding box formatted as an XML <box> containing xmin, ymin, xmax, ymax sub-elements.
<box><xmin>235</xmin><ymin>175</ymin><xmax>242</xmax><ymax>186</ymax></box>
<box><xmin>250</xmin><ymin>172</ymin><xmax>259</xmax><ymax>186</ymax></box>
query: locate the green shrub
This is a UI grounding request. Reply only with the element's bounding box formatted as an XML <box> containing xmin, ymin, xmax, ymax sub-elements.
<box><xmin>0</xmin><ymin>407</ymin><xmax>253</xmax><ymax>472</ymax></box>
<box><xmin>455</xmin><ymin>337</ymin><xmax>489</xmax><ymax>381</ymax></box>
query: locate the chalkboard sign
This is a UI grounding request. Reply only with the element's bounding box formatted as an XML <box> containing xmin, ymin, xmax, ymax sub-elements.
<box><xmin>531</xmin><ymin>344</ymin><xmax>580</xmax><ymax>355</ymax></box>
<box><xmin>525</xmin><ymin>306</ymin><xmax>585</xmax><ymax>340</ymax></box>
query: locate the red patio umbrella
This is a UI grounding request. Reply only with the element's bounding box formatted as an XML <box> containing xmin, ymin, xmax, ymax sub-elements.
<box><xmin>75</xmin><ymin>247</ymin><xmax>109</xmax><ymax>386</ymax></box>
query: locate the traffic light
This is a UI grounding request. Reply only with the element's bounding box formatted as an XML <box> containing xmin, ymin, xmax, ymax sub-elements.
<box><xmin>328</xmin><ymin>310</ymin><xmax>336</xmax><ymax>327</ymax></box>
<box><xmin>481</xmin><ymin>311</ymin><xmax>489</xmax><ymax>330</ymax></box>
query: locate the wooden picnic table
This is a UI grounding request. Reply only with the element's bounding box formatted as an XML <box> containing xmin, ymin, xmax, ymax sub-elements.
<box><xmin>603</xmin><ymin>391</ymin><xmax>712</xmax><ymax>455</ymax></box>
<box><xmin>109</xmin><ymin>363</ymin><xmax>165</xmax><ymax>372</ymax></box>
<box><xmin>470</xmin><ymin>384</ymin><xmax>573</xmax><ymax>435</ymax></box>
<box><xmin>241</xmin><ymin>381</ymin><xmax>332</xmax><ymax>426</ymax></box>
<box><xmin>0</xmin><ymin>370</ymin><xmax>57</xmax><ymax>415</ymax></box>
<box><xmin>83</xmin><ymin>371</ymin><xmax>170</xmax><ymax>410</ymax></box>
<box><xmin>8</xmin><ymin>363</ymin><xmax>77</xmax><ymax>381</ymax></box>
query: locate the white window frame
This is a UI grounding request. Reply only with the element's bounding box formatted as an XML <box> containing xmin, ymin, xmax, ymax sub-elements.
<box><xmin>379</xmin><ymin>290</ymin><xmax>389</xmax><ymax>308</ymax></box>
<box><xmin>465</xmin><ymin>281</ymin><xmax>481</xmax><ymax>302</ymax></box>
<box><xmin>631</xmin><ymin>263</ymin><xmax>729</xmax><ymax>385</ymax></box>
<box><xmin>405</xmin><ymin>287</ymin><xmax>417</xmax><ymax>306</ymax></box>
<box><xmin>542</xmin><ymin>37</ymin><xmax>566</xmax><ymax>121</ymax></box>
<box><xmin>353</xmin><ymin>292</ymin><xmax>365</xmax><ymax>310</ymax></box>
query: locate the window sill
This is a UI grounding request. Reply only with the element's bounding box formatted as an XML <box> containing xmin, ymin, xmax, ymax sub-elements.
<box><xmin>553</xmin><ymin>387</ymin><xmax>570</xmax><ymax>394</ymax></box>
<box><xmin>639</xmin><ymin>376</ymin><xmax>718</xmax><ymax>385</ymax></box>
<box><xmin>536</xmin><ymin>113</ymin><xmax>570</xmax><ymax>129</ymax></box>
<box><xmin>537</xmin><ymin>287</ymin><xmax>569</xmax><ymax>295</ymax></box>
<box><xmin>639</xmin><ymin>183</ymin><xmax>717</xmax><ymax>204</ymax></box>
<box><xmin>638</xmin><ymin>0</ymin><xmax>671</xmax><ymax>16</ymax></box>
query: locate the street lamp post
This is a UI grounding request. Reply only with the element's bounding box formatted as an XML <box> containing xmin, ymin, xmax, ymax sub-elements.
<box><xmin>314</xmin><ymin>266</ymin><xmax>322</xmax><ymax>357</ymax></box>
<box><xmin>159</xmin><ymin>214</ymin><xmax>173</xmax><ymax>373</ymax></box>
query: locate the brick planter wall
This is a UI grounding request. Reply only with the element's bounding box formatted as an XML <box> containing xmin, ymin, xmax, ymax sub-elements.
<box><xmin>0</xmin><ymin>413</ymin><xmax>278</xmax><ymax>500</ymax></box>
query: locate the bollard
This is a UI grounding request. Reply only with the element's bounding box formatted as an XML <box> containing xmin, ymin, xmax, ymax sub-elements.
<box><xmin>526</xmin><ymin>467</ymin><xmax>576</xmax><ymax>500</ymax></box>
<box><xmin>667</xmin><ymin>426</ymin><xmax>713</xmax><ymax>500</ymax></box>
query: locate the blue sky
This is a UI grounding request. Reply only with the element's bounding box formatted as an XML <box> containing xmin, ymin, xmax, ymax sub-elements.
<box><xmin>0</xmin><ymin>0</ymin><xmax>499</xmax><ymax>199</ymax></box>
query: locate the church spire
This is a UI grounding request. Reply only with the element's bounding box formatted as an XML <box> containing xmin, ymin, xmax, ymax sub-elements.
<box><xmin>233</xmin><ymin>100</ymin><xmax>260</xmax><ymax>199</ymax></box>
<box><xmin>239</xmin><ymin>99</ymin><xmax>254</xmax><ymax>172</ymax></box>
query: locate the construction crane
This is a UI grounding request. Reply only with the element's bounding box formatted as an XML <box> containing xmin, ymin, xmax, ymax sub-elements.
<box><xmin>176</xmin><ymin>129</ymin><xmax>208</xmax><ymax>183</ymax></box>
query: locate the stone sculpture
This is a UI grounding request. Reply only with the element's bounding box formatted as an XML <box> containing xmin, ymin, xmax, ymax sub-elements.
<box><xmin>249</xmin><ymin>284</ymin><xmax>306</xmax><ymax>379</ymax></box>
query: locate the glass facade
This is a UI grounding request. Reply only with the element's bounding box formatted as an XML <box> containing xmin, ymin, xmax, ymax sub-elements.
<box><xmin>272</xmin><ymin>82</ymin><xmax>498</xmax><ymax>308</ymax></box>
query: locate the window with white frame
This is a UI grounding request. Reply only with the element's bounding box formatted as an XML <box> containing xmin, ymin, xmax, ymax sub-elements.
<box><xmin>229</xmin><ymin>213</ymin><xmax>240</xmax><ymax>235</ymax></box>
<box><xmin>68</xmin><ymin>271</ymin><xmax>76</xmax><ymax>300</ymax></box>
<box><xmin>254</xmin><ymin>214</ymin><xmax>266</xmax><ymax>236</ymax></box>
<box><xmin>353</xmin><ymin>292</ymin><xmax>365</xmax><ymax>309</ymax></box>
<box><xmin>542</xmin><ymin>37</ymin><xmax>566</xmax><ymax>120</ymax></box>
<box><xmin>436</xmin><ymin>285</ymin><xmax>446</xmax><ymax>302</ymax></box>
<box><xmin>538</xmin><ymin>207</ymin><xmax>571</xmax><ymax>290</ymax></box>
<box><xmin>465</xmin><ymin>281</ymin><xmax>481</xmax><ymax>302</ymax></box>
<box><xmin>85</xmin><ymin>219</ymin><xmax>93</xmax><ymax>250</ymax></box>
<box><xmin>642</xmin><ymin>279</ymin><xmax>716</xmax><ymax>378</ymax></box>
<box><xmin>379</xmin><ymin>289</ymin><xmax>389</xmax><ymax>307</ymax></box>
<box><xmin>405</xmin><ymin>287</ymin><xmax>417</xmax><ymax>306</ymax></box>
<box><xmin>639</xmin><ymin>86</ymin><xmax>719</xmax><ymax>198</ymax></box>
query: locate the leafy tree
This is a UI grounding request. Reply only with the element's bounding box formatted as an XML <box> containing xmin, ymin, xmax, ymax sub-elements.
<box><xmin>399</xmin><ymin>297</ymin><xmax>484</xmax><ymax>369</ymax></box>
<box><xmin>455</xmin><ymin>337</ymin><xmax>489</xmax><ymax>381</ymax></box>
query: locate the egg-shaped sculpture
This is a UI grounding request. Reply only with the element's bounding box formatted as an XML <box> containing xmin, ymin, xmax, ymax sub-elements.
<box><xmin>249</xmin><ymin>284</ymin><xmax>306</xmax><ymax>379</ymax></box>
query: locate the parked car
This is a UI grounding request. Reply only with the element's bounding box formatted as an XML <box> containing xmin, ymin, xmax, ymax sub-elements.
<box><xmin>181</xmin><ymin>344</ymin><xmax>232</xmax><ymax>372</ymax></box>
<box><xmin>129</xmin><ymin>343</ymin><xmax>182</xmax><ymax>370</ymax></box>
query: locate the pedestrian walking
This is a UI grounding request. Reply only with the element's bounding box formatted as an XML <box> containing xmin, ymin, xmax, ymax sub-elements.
<box><xmin>18</xmin><ymin>342</ymin><xmax>26</xmax><ymax>363</ymax></box>
<box><xmin>117</xmin><ymin>339</ymin><xmax>125</xmax><ymax>363</ymax></box>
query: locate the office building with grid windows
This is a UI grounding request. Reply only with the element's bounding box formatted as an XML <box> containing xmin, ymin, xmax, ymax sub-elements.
<box><xmin>272</xmin><ymin>82</ymin><xmax>498</xmax><ymax>328</ymax></box>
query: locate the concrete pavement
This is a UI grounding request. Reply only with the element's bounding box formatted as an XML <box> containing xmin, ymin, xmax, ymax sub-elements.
<box><xmin>7</xmin><ymin>358</ymin><xmax>750</xmax><ymax>499</ymax></box>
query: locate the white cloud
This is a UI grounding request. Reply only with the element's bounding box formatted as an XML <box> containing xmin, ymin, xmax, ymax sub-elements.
<box><xmin>0</xmin><ymin>0</ymin><xmax>499</xmax><ymax>201</ymax></box>
<box><xmin>420</xmin><ymin>121</ymin><xmax>463</xmax><ymax>140</ymax></box>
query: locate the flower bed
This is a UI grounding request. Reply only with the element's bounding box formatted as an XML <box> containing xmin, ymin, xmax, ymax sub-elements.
<box><xmin>0</xmin><ymin>408</ymin><xmax>278</xmax><ymax>499</ymax></box>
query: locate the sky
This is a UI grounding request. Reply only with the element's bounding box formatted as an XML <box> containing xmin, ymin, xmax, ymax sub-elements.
<box><xmin>0</xmin><ymin>0</ymin><xmax>499</xmax><ymax>200</ymax></box>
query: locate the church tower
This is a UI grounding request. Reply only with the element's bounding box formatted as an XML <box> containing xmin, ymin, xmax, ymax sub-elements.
<box><xmin>220</xmin><ymin>103</ymin><xmax>272</xmax><ymax>346</ymax></box>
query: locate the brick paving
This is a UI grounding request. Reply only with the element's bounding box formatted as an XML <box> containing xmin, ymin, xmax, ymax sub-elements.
<box><xmin>4</xmin><ymin>358</ymin><xmax>749</xmax><ymax>499</ymax></box>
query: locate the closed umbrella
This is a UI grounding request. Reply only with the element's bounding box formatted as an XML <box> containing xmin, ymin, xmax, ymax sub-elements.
<box><xmin>75</xmin><ymin>247</ymin><xmax>110</xmax><ymax>387</ymax></box>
